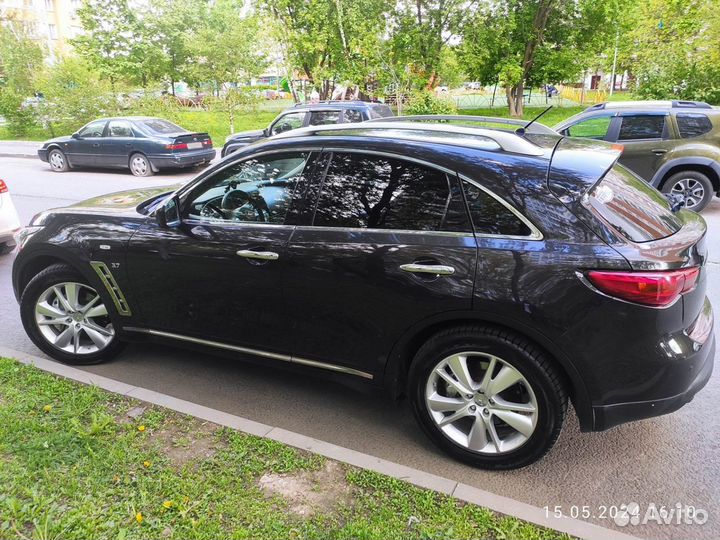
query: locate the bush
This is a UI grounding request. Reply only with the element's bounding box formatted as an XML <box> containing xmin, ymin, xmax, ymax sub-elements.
<box><xmin>0</xmin><ymin>90</ymin><xmax>39</xmax><ymax>137</ymax></box>
<box><xmin>405</xmin><ymin>91</ymin><xmax>457</xmax><ymax>115</ymax></box>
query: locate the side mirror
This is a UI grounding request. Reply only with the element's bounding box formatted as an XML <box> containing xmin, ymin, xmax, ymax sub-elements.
<box><xmin>156</xmin><ymin>195</ymin><xmax>181</xmax><ymax>228</ymax></box>
<box><xmin>262</xmin><ymin>128</ymin><xmax>269</xmax><ymax>137</ymax></box>
<box><xmin>71</xmin><ymin>132</ymin><xmax>81</xmax><ymax>140</ymax></box>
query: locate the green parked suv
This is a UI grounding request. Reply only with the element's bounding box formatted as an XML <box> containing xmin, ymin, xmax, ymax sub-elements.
<box><xmin>555</xmin><ymin>100</ymin><xmax>720</xmax><ymax>211</ymax></box>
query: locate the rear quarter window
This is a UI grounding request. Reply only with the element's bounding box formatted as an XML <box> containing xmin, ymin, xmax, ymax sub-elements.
<box><xmin>584</xmin><ymin>165</ymin><xmax>682</xmax><ymax>243</ymax></box>
<box><xmin>676</xmin><ymin>113</ymin><xmax>713</xmax><ymax>138</ymax></box>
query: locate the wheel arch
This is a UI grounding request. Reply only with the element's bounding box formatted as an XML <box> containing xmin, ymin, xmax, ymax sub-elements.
<box><xmin>382</xmin><ymin>312</ymin><xmax>595</xmax><ymax>431</ymax></box>
<box><xmin>652</xmin><ymin>158</ymin><xmax>720</xmax><ymax>193</ymax></box>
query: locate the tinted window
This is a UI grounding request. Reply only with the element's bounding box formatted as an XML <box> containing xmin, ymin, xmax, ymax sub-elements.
<box><xmin>566</xmin><ymin>116</ymin><xmax>612</xmax><ymax>139</ymax></box>
<box><xmin>368</xmin><ymin>104</ymin><xmax>393</xmax><ymax>119</ymax></box>
<box><xmin>676</xmin><ymin>113</ymin><xmax>713</xmax><ymax>138</ymax></box>
<box><xmin>314</xmin><ymin>153</ymin><xmax>451</xmax><ymax>231</ymax></box>
<box><xmin>140</xmin><ymin>119</ymin><xmax>184</xmax><ymax>134</ymax></box>
<box><xmin>106</xmin><ymin>120</ymin><xmax>134</xmax><ymax>137</ymax></box>
<box><xmin>78</xmin><ymin>120</ymin><xmax>106</xmax><ymax>137</ymax></box>
<box><xmin>462</xmin><ymin>181</ymin><xmax>532</xmax><ymax>236</ymax></box>
<box><xmin>186</xmin><ymin>152</ymin><xmax>310</xmax><ymax>224</ymax></box>
<box><xmin>344</xmin><ymin>109</ymin><xmax>364</xmax><ymax>123</ymax></box>
<box><xmin>585</xmin><ymin>164</ymin><xmax>682</xmax><ymax>242</ymax></box>
<box><xmin>309</xmin><ymin>111</ymin><xmax>340</xmax><ymax>126</ymax></box>
<box><xmin>270</xmin><ymin>112</ymin><xmax>305</xmax><ymax>135</ymax></box>
<box><xmin>618</xmin><ymin>115</ymin><xmax>666</xmax><ymax>140</ymax></box>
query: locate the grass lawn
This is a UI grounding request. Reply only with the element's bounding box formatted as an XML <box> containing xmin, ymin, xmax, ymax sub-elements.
<box><xmin>459</xmin><ymin>107</ymin><xmax>584</xmax><ymax>127</ymax></box>
<box><xmin>0</xmin><ymin>357</ymin><xmax>569</xmax><ymax>540</ymax></box>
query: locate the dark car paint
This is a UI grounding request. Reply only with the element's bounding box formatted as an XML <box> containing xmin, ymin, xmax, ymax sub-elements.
<box><xmin>38</xmin><ymin>118</ymin><xmax>216</xmax><ymax>172</ymax></box>
<box><xmin>554</xmin><ymin>107</ymin><xmax>720</xmax><ymax>194</ymax></box>
<box><xmin>14</xmin><ymin>132</ymin><xmax>714</xmax><ymax>434</ymax></box>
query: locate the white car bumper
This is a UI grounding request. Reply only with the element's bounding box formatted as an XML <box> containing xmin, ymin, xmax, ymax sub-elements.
<box><xmin>0</xmin><ymin>191</ymin><xmax>22</xmax><ymax>245</ymax></box>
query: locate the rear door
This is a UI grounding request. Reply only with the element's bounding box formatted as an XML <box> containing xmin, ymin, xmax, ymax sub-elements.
<box><xmin>102</xmin><ymin>119</ymin><xmax>136</xmax><ymax>167</ymax></box>
<box><xmin>610</xmin><ymin>113</ymin><xmax>673</xmax><ymax>180</ymax></box>
<box><xmin>283</xmin><ymin>150</ymin><xmax>477</xmax><ymax>377</ymax></box>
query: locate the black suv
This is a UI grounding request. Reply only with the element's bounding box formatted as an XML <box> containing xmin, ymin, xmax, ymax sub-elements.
<box><xmin>555</xmin><ymin>100</ymin><xmax>720</xmax><ymax>211</ymax></box>
<box><xmin>13</xmin><ymin>118</ymin><xmax>715</xmax><ymax>469</ymax></box>
<box><xmin>221</xmin><ymin>100</ymin><xmax>393</xmax><ymax>157</ymax></box>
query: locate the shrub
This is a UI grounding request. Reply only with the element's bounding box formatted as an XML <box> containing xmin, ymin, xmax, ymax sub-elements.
<box><xmin>405</xmin><ymin>91</ymin><xmax>457</xmax><ymax>115</ymax></box>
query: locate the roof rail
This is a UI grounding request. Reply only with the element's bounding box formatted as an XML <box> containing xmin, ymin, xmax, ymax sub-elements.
<box><xmin>671</xmin><ymin>100</ymin><xmax>713</xmax><ymax>109</ymax></box>
<box><xmin>589</xmin><ymin>100</ymin><xmax>713</xmax><ymax>111</ymax></box>
<box><xmin>271</xmin><ymin>121</ymin><xmax>546</xmax><ymax>156</ymax></box>
<box><xmin>366</xmin><ymin>114</ymin><xmax>558</xmax><ymax>135</ymax></box>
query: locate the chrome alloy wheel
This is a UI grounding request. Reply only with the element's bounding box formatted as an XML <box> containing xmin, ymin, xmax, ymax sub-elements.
<box><xmin>34</xmin><ymin>282</ymin><xmax>114</xmax><ymax>355</ymax></box>
<box><xmin>130</xmin><ymin>155</ymin><xmax>149</xmax><ymax>176</ymax></box>
<box><xmin>49</xmin><ymin>150</ymin><xmax>65</xmax><ymax>171</ymax></box>
<box><xmin>670</xmin><ymin>177</ymin><xmax>705</xmax><ymax>209</ymax></box>
<box><xmin>425</xmin><ymin>352</ymin><xmax>538</xmax><ymax>454</ymax></box>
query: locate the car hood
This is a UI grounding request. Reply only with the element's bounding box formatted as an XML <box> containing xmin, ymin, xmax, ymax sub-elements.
<box><xmin>43</xmin><ymin>135</ymin><xmax>73</xmax><ymax>146</ymax></box>
<box><xmin>227</xmin><ymin>129</ymin><xmax>265</xmax><ymax>142</ymax></box>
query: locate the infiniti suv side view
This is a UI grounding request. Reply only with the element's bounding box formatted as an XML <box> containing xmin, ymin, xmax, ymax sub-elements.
<box><xmin>13</xmin><ymin>120</ymin><xmax>715</xmax><ymax>469</ymax></box>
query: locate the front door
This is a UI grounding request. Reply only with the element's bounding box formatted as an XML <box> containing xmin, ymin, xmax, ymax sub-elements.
<box><xmin>68</xmin><ymin>120</ymin><xmax>107</xmax><ymax>167</ymax></box>
<box><xmin>611</xmin><ymin>113</ymin><xmax>673</xmax><ymax>180</ymax></box>
<box><xmin>283</xmin><ymin>151</ymin><xmax>478</xmax><ymax>377</ymax></box>
<box><xmin>126</xmin><ymin>151</ymin><xmax>319</xmax><ymax>354</ymax></box>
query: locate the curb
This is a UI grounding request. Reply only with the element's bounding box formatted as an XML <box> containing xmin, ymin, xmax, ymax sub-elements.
<box><xmin>0</xmin><ymin>345</ymin><xmax>642</xmax><ymax>540</ymax></box>
<box><xmin>0</xmin><ymin>152</ymin><xmax>38</xmax><ymax>159</ymax></box>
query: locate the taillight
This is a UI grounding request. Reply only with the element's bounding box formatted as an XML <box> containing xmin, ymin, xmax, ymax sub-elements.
<box><xmin>586</xmin><ymin>268</ymin><xmax>700</xmax><ymax>307</ymax></box>
<box><xmin>203</xmin><ymin>139</ymin><xmax>212</xmax><ymax>146</ymax></box>
<box><xmin>0</xmin><ymin>179</ymin><xmax>8</xmax><ymax>193</ymax></box>
<box><xmin>165</xmin><ymin>143</ymin><xmax>188</xmax><ymax>150</ymax></box>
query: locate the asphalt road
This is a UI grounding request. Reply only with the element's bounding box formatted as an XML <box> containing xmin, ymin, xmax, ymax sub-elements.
<box><xmin>1</xmin><ymin>156</ymin><xmax>719</xmax><ymax>540</ymax></box>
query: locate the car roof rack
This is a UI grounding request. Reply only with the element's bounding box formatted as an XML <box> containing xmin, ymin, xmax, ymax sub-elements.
<box><xmin>588</xmin><ymin>100</ymin><xmax>713</xmax><ymax>111</ymax></box>
<box><xmin>366</xmin><ymin>114</ymin><xmax>558</xmax><ymax>135</ymax></box>
<box><xmin>272</xmin><ymin>121</ymin><xmax>546</xmax><ymax>156</ymax></box>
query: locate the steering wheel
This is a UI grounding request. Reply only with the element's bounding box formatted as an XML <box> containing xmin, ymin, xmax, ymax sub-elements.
<box><xmin>200</xmin><ymin>201</ymin><xmax>226</xmax><ymax>219</ymax></box>
<box><xmin>221</xmin><ymin>188</ymin><xmax>270</xmax><ymax>222</ymax></box>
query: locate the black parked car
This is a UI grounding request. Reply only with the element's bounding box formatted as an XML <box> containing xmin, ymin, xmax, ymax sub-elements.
<box><xmin>221</xmin><ymin>100</ymin><xmax>393</xmax><ymax>157</ymax></box>
<box><xmin>38</xmin><ymin>117</ymin><xmax>216</xmax><ymax>177</ymax></box>
<box><xmin>14</xmin><ymin>118</ymin><xmax>714</xmax><ymax>469</ymax></box>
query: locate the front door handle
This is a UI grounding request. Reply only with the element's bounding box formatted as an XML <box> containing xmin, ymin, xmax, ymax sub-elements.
<box><xmin>236</xmin><ymin>250</ymin><xmax>279</xmax><ymax>261</ymax></box>
<box><xmin>400</xmin><ymin>263</ymin><xmax>455</xmax><ymax>276</ymax></box>
<box><xmin>651</xmin><ymin>148</ymin><xmax>667</xmax><ymax>155</ymax></box>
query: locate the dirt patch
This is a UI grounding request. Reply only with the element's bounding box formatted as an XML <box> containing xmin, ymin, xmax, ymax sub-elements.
<box><xmin>151</xmin><ymin>420</ymin><xmax>223</xmax><ymax>468</ymax></box>
<box><xmin>258</xmin><ymin>460</ymin><xmax>355</xmax><ymax>516</ymax></box>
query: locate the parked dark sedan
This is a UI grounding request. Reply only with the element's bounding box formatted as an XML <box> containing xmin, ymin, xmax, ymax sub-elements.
<box><xmin>14</xmin><ymin>118</ymin><xmax>714</xmax><ymax>469</ymax></box>
<box><xmin>38</xmin><ymin>117</ymin><xmax>216</xmax><ymax>177</ymax></box>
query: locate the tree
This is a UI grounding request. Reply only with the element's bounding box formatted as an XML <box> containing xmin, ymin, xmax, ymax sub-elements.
<box><xmin>459</xmin><ymin>0</ymin><xmax>621</xmax><ymax>116</ymax></box>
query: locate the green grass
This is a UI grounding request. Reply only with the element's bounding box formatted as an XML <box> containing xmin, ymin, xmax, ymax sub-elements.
<box><xmin>458</xmin><ymin>107</ymin><xmax>584</xmax><ymax>128</ymax></box>
<box><xmin>0</xmin><ymin>357</ymin><xmax>570</xmax><ymax>540</ymax></box>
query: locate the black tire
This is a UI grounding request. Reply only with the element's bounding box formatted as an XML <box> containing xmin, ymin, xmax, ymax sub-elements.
<box><xmin>408</xmin><ymin>325</ymin><xmax>567</xmax><ymax>470</ymax></box>
<box><xmin>661</xmin><ymin>171</ymin><xmax>714</xmax><ymax>212</ymax></box>
<box><xmin>47</xmin><ymin>148</ymin><xmax>69</xmax><ymax>172</ymax></box>
<box><xmin>20</xmin><ymin>263</ymin><xmax>125</xmax><ymax>365</ymax></box>
<box><xmin>129</xmin><ymin>153</ymin><xmax>154</xmax><ymax>177</ymax></box>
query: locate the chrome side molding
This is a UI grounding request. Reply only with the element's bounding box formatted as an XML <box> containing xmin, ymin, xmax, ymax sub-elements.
<box><xmin>122</xmin><ymin>327</ymin><xmax>374</xmax><ymax>380</ymax></box>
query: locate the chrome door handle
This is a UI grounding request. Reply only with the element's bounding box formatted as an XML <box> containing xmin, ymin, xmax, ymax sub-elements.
<box><xmin>400</xmin><ymin>263</ymin><xmax>455</xmax><ymax>275</ymax></box>
<box><xmin>651</xmin><ymin>148</ymin><xmax>667</xmax><ymax>154</ymax></box>
<box><xmin>236</xmin><ymin>250</ymin><xmax>279</xmax><ymax>261</ymax></box>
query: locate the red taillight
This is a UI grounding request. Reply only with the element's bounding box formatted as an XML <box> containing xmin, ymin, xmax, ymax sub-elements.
<box><xmin>587</xmin><ymin>268</ymin><xmax>700</xmax><ymax>307</ymax></box>
<box><xmin>165</xmin><ymin>143</ymin><xmax>188</xmax><ymax>150</ymax></box>
<box><xmin>0</xmin><ymin>179</ymin><xmax>8</xmax><ymax>194</ymax></box>
<box><xmin>203</xmin><ymin>139</ymin><xmax>212</xmax><ymax>146</ymax></box>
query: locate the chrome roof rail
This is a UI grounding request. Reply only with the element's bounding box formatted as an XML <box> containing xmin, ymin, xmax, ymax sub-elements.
<box><xmin>272</xmin><ymin>121</ymin><xmax>547</xmax><ymax>156</ymax></box>
<box><xmin>366</xmin><ymin>114</ymin><xmax>558</xmax><ymax>135</ymax></box>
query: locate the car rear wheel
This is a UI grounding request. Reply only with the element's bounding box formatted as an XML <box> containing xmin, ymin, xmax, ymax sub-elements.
<box><xmin>662</xmin><ymin>171</ymin><xmax>714</xmax><ymax>212</ymax></box>
<box><xmin>48</xmin><ymin>149</ymin><xmax>69</xmax><ymax>172</ymax></box>
<box><xmin>409</xmin><ymin>325</ymin><xmax>567</xmax><ymax>469</ymax></box>
<box><xmin>129</xmin><ymin>153</ymin><xmax>154</xmax><ymax>177</ymax></box>
<box><xmin>20</xmin><ymin>263</ymin><xmax>124</xmax><ymax>365</ymax></box>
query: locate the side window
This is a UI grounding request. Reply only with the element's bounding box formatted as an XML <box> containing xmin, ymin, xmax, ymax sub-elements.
<box><xmin>270</xmin><ymin>112</ymin><xmax>305</xmax><ymax>135</ymax></box>
<box><xmin>106</xmin><ymin>120</ymin><xmax>134</xmax><ymax>137</ymax></box>
<box><xmin>617</xmin><ymin>115</ymin><xmax>666</xmax><ymax>140</ymax></box>
<box><xmin>309</xmin><ymin>110</ymin><xmax>341</xmax><ymax>126</ymax></box>
<box><xmin>676</xmin><ymin>114</ymin><xmax>713</xmax><ymax>138</ymax></box>
<box><xmin>343</xmin><ymin>109</ymin><xmax>364</xmax><ymax>123</ymax></box>
<box><xmin>313</xmin><ymin>153</ymin><xmax>452</xmax><ymax>231</ymax></box>
<box><xmin>78</xmin><ymin>120</ymin><xmax>106</xmax><ymax>138</ymax></box>
<box><xmin>462</xmin><ymin>181</ymin><xmax>532</xmax><ymax>237</ymax></box>
<box><xmin>566</xmin><ymin>116</ymin><xmax>612</xmax><ymax>139</ymax></box>
<box><xmin>186</xmin><ymin>152</ymin><xmax>311</xmax><ymax>224</ymax></box>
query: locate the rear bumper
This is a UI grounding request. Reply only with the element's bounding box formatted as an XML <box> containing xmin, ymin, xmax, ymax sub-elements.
<box><xmin>591</xmin><ymin>325</ymin><xmax>715</xmax><ymax>431</ymax></box>
<box><xmin>148</xmin><ymin>149</ymin><xmax>216</xmax><ymax>169</ymax></box>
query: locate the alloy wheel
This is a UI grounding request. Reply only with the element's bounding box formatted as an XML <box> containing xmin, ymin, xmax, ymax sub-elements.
<box><xmin>670</xmin><ymin>178</ymin><xmax>705</xmax><ymax>209</ymax></box>
<box><xmin>425</xmin><ymin>352</ymin><xmax>538</xmax><ymax>454</ymax></box>
<box><xmin>49</xmin><ymin>151</ymin><xmax>65</xmax><ymax>171</ymax></box>
<box><xmin>34</xmin><ymin>282</ymin><xmax>114</xmax><ymax>355</ymax></box>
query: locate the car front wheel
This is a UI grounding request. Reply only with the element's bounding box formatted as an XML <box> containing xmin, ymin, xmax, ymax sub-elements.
<box><xmin>20</xmin><ymin>263</ymin><xmax>124</xmax><ymax>364</ymax></box>
<box><xmin>409</xmin><ymin>325</ymin><xmax>567</xmax><ymax>470</ymax></box>
<box><xmin>662</xmin><ymin>171</ymin><xmax>714</xmax><ymax>212</ymax></box>
<box><xmin>48</xmin><ymin>148</ymin><xmax>69</xmax><ymax>172</ymax></box>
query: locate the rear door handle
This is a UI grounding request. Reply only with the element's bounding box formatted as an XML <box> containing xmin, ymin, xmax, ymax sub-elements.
<box><xmin>92</xmin><ymin>143</ymin><xmax>100</xmax><ymax>148</ymax></box>
<box><xmin>400</xmin><ymin>263</ymin><xmax>455</xmax><ymax>276</ymax></box>
<box><xmin>236</xmin><ymin>250</ymin><xmax>279</xmax><ymax>261</ymax></box>
<box><xmin>651</xmin><ymin>148</ymin><xmax>667</xmax><ymax>154</ymax></box>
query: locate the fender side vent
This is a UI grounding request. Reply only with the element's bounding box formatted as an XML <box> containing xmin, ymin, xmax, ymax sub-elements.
<box><xmin>90</xmin><ymin>261</ymin><xmax>132</xmax><ymax>316</ymax></box>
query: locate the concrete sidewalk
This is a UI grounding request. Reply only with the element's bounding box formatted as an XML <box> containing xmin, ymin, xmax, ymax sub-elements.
<box><xmin>0</xmin><ymin>140</ymin><xmax>42</xmax><ymax>159</ymax></box>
